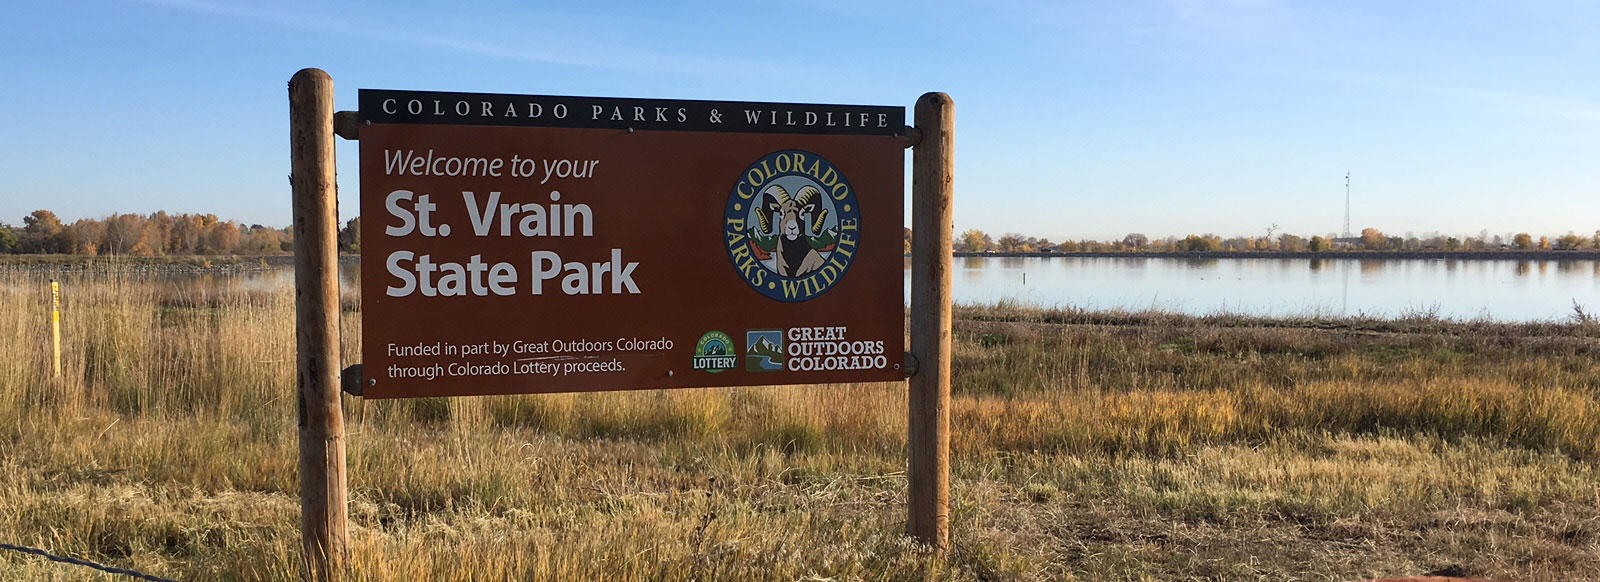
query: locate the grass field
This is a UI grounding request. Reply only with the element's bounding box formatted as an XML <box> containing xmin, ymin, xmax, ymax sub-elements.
<box><xmin>1</xmin><ymin>267</ymin><xmax>1598</xmax><ymax>580</ymax></box>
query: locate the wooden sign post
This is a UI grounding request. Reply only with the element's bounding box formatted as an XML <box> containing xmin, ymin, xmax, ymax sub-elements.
<box><xmin>908</xmin><ymin>92</ymin><xmax>954</xmax><ymax>550</ymax></box>
<box><xmin>289</xmin><ymin>68</ymin><xmax>349</xmax><ymax>582</ymax></box>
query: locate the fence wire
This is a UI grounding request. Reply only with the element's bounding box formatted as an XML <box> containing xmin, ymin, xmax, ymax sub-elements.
<box><xmin>1</xmin><ymin>542</ymin><xmax>181</xmax><ymax>582</ymax></box>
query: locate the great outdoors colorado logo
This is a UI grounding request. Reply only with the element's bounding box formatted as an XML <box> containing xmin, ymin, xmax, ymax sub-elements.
<box><xmin>723</xmin><ymin>150</ymin><xmax>862</xmax><ymax>302</ymax></box>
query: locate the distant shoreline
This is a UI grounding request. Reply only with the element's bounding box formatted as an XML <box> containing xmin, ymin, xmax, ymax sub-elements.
<box><xmin>3</xmin><ymin>250</ymin><xmax>1600</xmax><ymax>271</ymax></box>
<box><xmin>0</xmin><ymin>254</ymin><xmax>341</xmax><ymax>273</ymax></box>
<box><xmin>949</xmin><ymin>250</ymin><xmax>1600</xmax><ymax>260</ymax></box>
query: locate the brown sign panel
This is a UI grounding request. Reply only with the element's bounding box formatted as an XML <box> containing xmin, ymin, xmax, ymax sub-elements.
<box><xmin>358</xmin><ymin>89</ymin><xmax>907</xmax><ymax>398</ymax></box>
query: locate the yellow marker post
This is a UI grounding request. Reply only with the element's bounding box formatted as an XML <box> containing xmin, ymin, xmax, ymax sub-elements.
<box><xmin>50</xmin><ymin>280</ymin><xmax>61</xmax><ymax>378</ymax></box>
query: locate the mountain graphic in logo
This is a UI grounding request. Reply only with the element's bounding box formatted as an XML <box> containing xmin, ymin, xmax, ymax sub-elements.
<box><xmin>745</xmin><ymin>329</ymin><xmax>784</xmax><ymax>372</ymax></box>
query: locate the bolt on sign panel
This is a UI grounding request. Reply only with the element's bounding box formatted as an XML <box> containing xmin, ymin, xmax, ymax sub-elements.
<box><xmin>358</xmin><ymin>89</ymin><xmax>906</xmax><ymax>398</ymax></box>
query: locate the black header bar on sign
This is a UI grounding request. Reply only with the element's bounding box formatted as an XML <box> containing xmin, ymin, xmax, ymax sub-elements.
<box><xmin>359</xmin><ymin>89</ymin><xmax>907</xmax><ymax>136</ymax></box>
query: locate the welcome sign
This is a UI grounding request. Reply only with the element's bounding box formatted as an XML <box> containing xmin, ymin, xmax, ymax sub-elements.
<box><xmin>358</xmin><ymin>89</ymin><xmax>907</xmax><ymax>398</ymax></box>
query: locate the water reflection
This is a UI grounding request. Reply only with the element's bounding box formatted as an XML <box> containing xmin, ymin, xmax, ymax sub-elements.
<box><xmin>908</xmin><ymin>257</ymin><xmax>1599</xmax><ymax>322</ymax></box>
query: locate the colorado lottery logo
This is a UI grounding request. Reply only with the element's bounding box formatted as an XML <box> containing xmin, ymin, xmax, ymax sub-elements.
<box><xmin>691</xmin><ymin>331</ymin><xmax>737</xmax><ymax>373</ymax></box>
<box><xmin>724</xmin><ymin>150</ymin><xmax>861</xmax><ymax>302</ymax></box>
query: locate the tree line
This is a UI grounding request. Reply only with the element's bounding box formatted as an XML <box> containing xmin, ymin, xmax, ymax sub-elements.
<box><xmin>0</xmin><ymin>210</ymin><xmax>363</xmax><ymax>256</ymax></box>
<box><xmin>6</xmin><ymin>211</ymin><xmax>1594</xmax><ymax>256</ymax></box>
<box><xmin>915</xmin><ymin>227</ymin><xmax>1600</xmax><ymax>253</ymax></box>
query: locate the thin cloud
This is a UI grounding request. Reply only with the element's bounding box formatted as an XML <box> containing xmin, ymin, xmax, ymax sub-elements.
<box><xmin>1276</xmin><ymin>67</ymin><xmax>1600</xmax><ymax>124</ymax></box>
<box><xmin>124</xmin><ymin>0</ymin><xmax>771</xmax><ymax>77</ymax></box>
<box><xmin>1162</xmin><ymin>0</ymin><xmax>1288</xmax><ymax>26</ymax></box>
<box><xmin>1454</xmin><ymin>86</ymin><xmax>1600</xmax><ymax>123</ymax></box>
<box><xmin>1133</xmin><ymin>0</ymin><xmax>1294</xmax><ymax>45</ymax></box>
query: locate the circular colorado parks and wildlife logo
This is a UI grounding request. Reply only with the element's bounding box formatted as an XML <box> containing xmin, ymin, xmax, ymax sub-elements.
<box><xmin>723</xmin><ymin>150</ymin><xmax>861</xmax><ymax>302</ymax></box>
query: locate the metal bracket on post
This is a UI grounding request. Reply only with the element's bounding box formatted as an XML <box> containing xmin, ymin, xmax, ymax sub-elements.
<box><xmin>333</xmin><ymin>111</ymin><xmax>360</xmax><ymax>141</ymax></box>
<box><xmin>899</xmin><ymin>125</ymin><xmax>923</xmax><ymax>149</ymax></box>
<box><xmin>340</xmin><ymin>364</ymin><xmax>364</xmax><ymax>397</ymax></box>
<box><xmin>903</xmin><ymin>351</ymin><xmax>921</xmax><ymax>377</ymax></box>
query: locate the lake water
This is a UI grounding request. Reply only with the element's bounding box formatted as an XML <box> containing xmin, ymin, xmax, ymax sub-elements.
<box><xmin>18</xmin><ymin>257</ymin><xmax>1593</xmax><ymax>323</ymax></box>
<box><xmin>906</xmin><ymin>257</ymin><xmax>1600</xmax><ymax>322</ymax></box>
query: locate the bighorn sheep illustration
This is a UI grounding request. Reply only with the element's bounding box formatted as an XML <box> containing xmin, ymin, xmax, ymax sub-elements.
<box><xmin>759</xmin><ymin>184</ymin><xmax>829</xmax><ymax>277</ymax></box>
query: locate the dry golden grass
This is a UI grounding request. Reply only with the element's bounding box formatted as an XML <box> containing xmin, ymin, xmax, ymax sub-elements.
<box><xmin>1</xmin><ymin>266</ymin><xmax>1598</xmax><ymax>580</ymax></box>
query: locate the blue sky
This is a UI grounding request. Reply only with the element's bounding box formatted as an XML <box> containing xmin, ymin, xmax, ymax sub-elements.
<box><xmin>3</xmin><ymin>0</ymin><xmax>1596</xmax><ymax>241</ymax></box>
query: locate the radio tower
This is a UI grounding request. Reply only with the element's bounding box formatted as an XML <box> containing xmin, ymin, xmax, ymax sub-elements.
<box><xmin>1342</xmin><ymin>171</ymin><xmax>1351</xmax><ymax>238</ymax></box>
